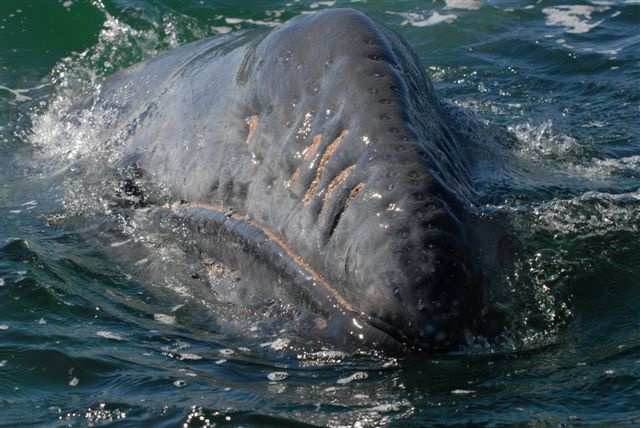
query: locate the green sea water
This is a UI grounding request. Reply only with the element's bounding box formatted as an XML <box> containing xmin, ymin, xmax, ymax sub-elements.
<box><xmin>1</xmin><ymin>0</ymin><xmax>640</xmax><ymax>426</ymax></box>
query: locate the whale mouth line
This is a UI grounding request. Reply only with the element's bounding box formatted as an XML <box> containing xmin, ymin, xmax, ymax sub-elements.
<box><xmin>356</xmin><ymin>311</ymin><xmax>424</xmax><ymax>351</ymax></box>
<box><xmin>169</xmin><ymin>199</ymin><xmax>355</xmax><ymax>309</ymax></box>
<box><xmin>168</xmin><ymin>200</ymin><xmax>423</xmax><ymax>351</ymax></box>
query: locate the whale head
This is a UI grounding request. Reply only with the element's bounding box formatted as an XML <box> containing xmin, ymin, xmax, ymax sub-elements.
<box><xmin>97</xmin><ymin>7</ymin><xmax>492</xmax><ymax>352</ymax></box>
<box><xmin>236</xmin><ymin>9</ymin><xmax>488</xmax><ymax>351</ymax></box>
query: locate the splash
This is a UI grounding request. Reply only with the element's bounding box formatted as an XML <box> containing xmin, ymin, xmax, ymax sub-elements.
<box><xmin>532</xmin><ymin>189</ymin><xmax>640</xmax><ymax>238</ymax></box>
<box><xmin>508</xmin><ymin>120</ymin><xmax>580</xmax><ymax>159</ymax></box>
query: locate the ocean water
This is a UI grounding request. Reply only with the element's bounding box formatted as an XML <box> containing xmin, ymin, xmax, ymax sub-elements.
<box><xmin>1</xmin><ymin>0</ymin><xmax>639</xmax><ymax>426</ymax></box>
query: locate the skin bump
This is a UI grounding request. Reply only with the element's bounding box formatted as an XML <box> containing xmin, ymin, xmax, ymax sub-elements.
<box><xmin>303</xmin><ymin>129</ymin><xmax>349</xmax><ymax>206</ymax></box>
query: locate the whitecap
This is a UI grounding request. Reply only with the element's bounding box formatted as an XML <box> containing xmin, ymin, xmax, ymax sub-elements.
<box><xmin>567</xmin><ymin>155</ymin><xmax>640</xmax><ymax>180</ymax></box>
<box><xmin>178</xmin><ymin>353</ymin><xmax>202</xmax><ymax>361</ymax></box>
<box><xmin>532</xmin><ymin>189</ymin><xmax>640</xmax><ymax>237</ymax></box>
<box><xmin>224</xmin><ymin>17</ymin><xmax>280</xmax><ymax>28</ymax></box>
<box><xmin>211</xmin><ymin>26</ymin><xmax>232</xmax><ymax>34</ymax></box>
<box><xmin>388</xmin><ymin>11</ymin><xmax>457</xmax><ymax>27</ymax></box>
<box><xmin>219</xmin><ymin>348</ymin><xmax>234</xmax><ymax>356</ymax></box>
<box><xmin>96</xmin><ymin>331</ymin><xmax>123</xmax><ymax>340</ymax></box>
<box><xmin>153</xmin><ymin>313</ymin><xmax>176</xmax><ymax>325</ymax></box>
<box><xmin>451</xmin><ymin>389</ymin><xmax>476</xmax><ymax>394</ymax></box>
<box><xmin>542</xmin><ymin>5</ymin><xmax>608</xmax><ymax>34</ymax></box>
<box><xmin>267</xmin><ymin>371</ymin><xmax>289</xmax><ymax>381</ymax></box>
<box><xmin>445</xmin><ymin>0</ymin><xmax>482</xmax><ymax>10</ymax></box>
<box><xmin>260</xmin><ymin>338</ymin><xmax>290</xmax><ymax>351</ymax></box>
<box><xmin>337</xmin><ymin>371</ymin><xmax>368</xmax><ymax>385</ymax></box>
<box><xmin>309</xmin><ymin>1</ymin><xmax>336</xmax><ymax>8</ymax></box>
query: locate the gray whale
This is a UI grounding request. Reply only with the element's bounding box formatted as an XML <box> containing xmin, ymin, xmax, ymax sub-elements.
<box><xmin>70</xmin><ymin>8</ymin><xmax>493</xmax><ymax>352</ymax></box>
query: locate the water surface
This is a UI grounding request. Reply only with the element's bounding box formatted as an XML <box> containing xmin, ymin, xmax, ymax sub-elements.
<box><xmin>1</xmin><ymin>0</ymin><xmax>639</xmax><ymax>426</ymax></box>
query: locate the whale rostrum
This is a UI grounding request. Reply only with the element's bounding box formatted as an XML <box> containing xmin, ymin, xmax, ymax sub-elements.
<box><xmin>69</xmin><ymin>8</ymin><xmax>496</xmax><ymax>352</ymax></box>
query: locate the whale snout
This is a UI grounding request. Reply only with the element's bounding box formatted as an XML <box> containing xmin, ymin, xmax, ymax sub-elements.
<box><xmin>357</xmin><ymin>258</ymin><xmax>483</xmax><ymax>351</ymax></box>
<box><xmin>334</xmin><ymin>178</ymin><xmax>484</xmax><ymax>351</ymax></box>
<box><xmin>362</xmin><ymin>246</ymin><xmax>483</xmax><ymax>351</ymax></box>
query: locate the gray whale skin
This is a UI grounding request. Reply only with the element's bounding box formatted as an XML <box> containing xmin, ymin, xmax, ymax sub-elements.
<box><xmin>89</xmin><ymin>8</ymin><xmax>494</xmax><ymax>352</ymax></box>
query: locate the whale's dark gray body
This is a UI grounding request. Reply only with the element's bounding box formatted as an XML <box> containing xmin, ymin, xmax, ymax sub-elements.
<box><xmin>78</xmin><ymin>8</ymin><xmax>493</xmax><ymax>352</ymax></box>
